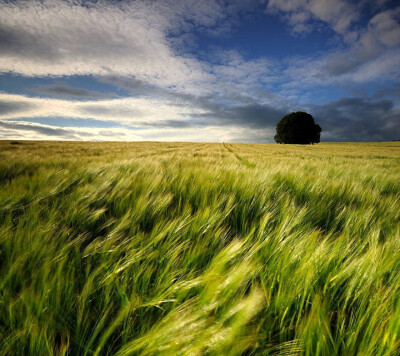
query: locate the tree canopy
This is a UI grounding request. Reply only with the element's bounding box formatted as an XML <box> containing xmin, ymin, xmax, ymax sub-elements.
<box><xmin>274</xmin><ymin>112</ymin><xmax>322</xmax><ymax>144</ymax></box>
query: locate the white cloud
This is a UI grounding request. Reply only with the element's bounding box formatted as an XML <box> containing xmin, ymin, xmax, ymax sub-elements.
<box><xmin>267</xmin><ymin>0</ymin><xmax>359</xmax><ymax>36</ymax></box>
<box><xmin>326</xmin><ymin>7</ymin><xmax>400</xmax><ymax>81</ymax></box>
<box><xmin>278</xmin><ymin>6</ymin><xmax>400</xmax><ymax>91</ymax></box>
<box><xmin>267</xmin><ymin>0</ymin><xmax>307</xmax><ymax>13</ymax></box>
<box><xmin>309</xmin><ymin>0</ymin><xmax>357</xmax><ymax>34</ymax></box>
<box><xmin>369</xmin><ymin>7</ymin><xmax>400</xmax><ymax>47</ymax></box>
<box><xmin>3</xmin><ymin>0</ymin><xmax>396</xmax><ymax>97</ymax></box>
<box><xmin>0</xmin><ymin>0</ymin><xmax>220</xmax><ymax>90</ymax></box>
<box><xmin>0</xmin><ymin>0</ymin><xmax>270</xmax><ymax>95</ymax></box>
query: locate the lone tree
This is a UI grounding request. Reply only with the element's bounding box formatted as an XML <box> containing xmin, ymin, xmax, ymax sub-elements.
<box><xmin>275</xmin><ymin>111</ymin><xmax>321</xmax><ymax>144</ymax></box>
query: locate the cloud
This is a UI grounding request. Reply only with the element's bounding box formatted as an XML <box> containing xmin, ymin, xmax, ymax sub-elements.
<box><xmin>309</xmin><ymin>97</ymin><xmax>400</xmax><ymax>142</ymax></box>
<box><xmin>0</xmin><ymin>0</ymin><xmax>216</xmax><ymax>89</ymax></box>
<box><xmin>139</xmin><ymin>120</ymin><xmax>200</xmax><ymax>129</ymax></box>
<box><xmin>322</xmin><ymin>7</ymin><xmax>400</xmax><ymax>77</ymax></box>
<box><xmin>0</xmin><ymin>93</ymin><xmax>205</xmax><ymax>125</ymax></box>
<box><xmin>265</xmin><ymin>3</ymin><xmax>400</xmax><ymax>87</ymax></box>
<box><xmin>1</xmin><ymin>0</ymin><xmax>399</xmax><ymax>143</ymax></box>
<box><xmin>0</xmin><ymin>0</ymin><xmax>270</xmax><ymax>93</ymax></box>
<box><xmin>0</xmin><ymin>119</ymin><xmax>271</xmax><ymax>143</ymax></box>
<box><xmin>1</xmin><ymin>90</ymin><xmax>398</xmax><ymax>143</ymax></box>
<box><xmin>0</xmin><ymin>25</ymin><xmax>58</xmax><ymax>60</ymax></box>
<box><xmin>0</xmin><ymin>91</ymin><xmax>286</xmax><ymax>142</ymax></box>
<box><xmin>0</xmin><ymin>100</ymin><xmax>36</xmax><ymax>114</ymax></box>
<box><xmin>266</xmin><ymin>0</ymin><xmax>359</xmax><ymax>36</ymax></box>
<box><xmin>78</xmin><ymin>104</ymin><xmax>144</xmax><ymax>119</ymax></box>
<box><xmin>369</xmin><ymin>7</ymin><xmax>400</xmax><ymax>47</ymax></box>
<box><xmin>32</xmin><ymin>84</ymin><xmax>117</xmax><ymax>99</ymax></box>
<box><xmin>98</xmin><ymin>75</ymin><xmax>195</xmax><ymax>101</ymax></box>
<box><xmin>197</xmin><ymin>103</ymin><xmax>286</xmax><ymax>129</ymax></box>
<box><xmin>99</xmin><ymin>48</ymin><xmax>279</xmax><ymax>105</ymax></box>
<box><xmin>0</xmin><ymin>120</ymin><xmax>82</xmax><ymax>140</ymax></box>
<box><xmin>0</xmin><ymin>119</ymin><xmax>154</xmax><ymax>141</ymax></box>
<box><xmin>0</xmin><ymin>89</ymin><xmax>287</xmax><ymax>129</ymax></box>
<box><xmin>210</xmin><ymin>50</ymin><xmax>275</xmax><ymax>86</ymax></box>
<box><xmin>280</xmin><ymin>12</ymin><xmax>400</xmax><ymax>92</ymax></box>
<box><xmin>3</xmin><ymin>0</ymin><xmax>397</xmax><ymax>96</ymax></box>
<box><xmin>372</xmin><ymin>85</ymin><xmax>400</xmax><ymax>101</ymax></box>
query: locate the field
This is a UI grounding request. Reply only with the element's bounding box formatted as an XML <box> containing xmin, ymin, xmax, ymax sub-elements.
<box><xmin>1</xmin><ymin>140</ymin><xmax>400</xmax><ymax>355</ymax></box>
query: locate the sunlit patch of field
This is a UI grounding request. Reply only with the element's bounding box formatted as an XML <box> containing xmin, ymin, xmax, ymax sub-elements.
<box><xmin>0</xmin><ymin>140</ymin><xmax>399</xmax><ymax>355</ymax></box>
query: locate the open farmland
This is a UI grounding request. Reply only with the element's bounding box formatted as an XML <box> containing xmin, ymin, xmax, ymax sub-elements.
<box><xmin>1</xmin><ymin>141</ymin><xmax>400</xmax><ymax>355</ymax></box>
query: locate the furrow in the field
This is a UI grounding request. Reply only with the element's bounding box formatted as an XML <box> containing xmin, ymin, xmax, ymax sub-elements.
<box><xmin>222</xmin><ymin>143</ymin><xmax>256</xmax><ymax>168</ymax></box>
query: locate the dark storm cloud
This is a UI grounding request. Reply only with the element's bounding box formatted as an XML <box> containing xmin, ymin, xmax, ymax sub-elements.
<box><xmin>372</xmin><ymin>85</ymin><xmax>400</xmax><ymax>101</ymax></box>
<box><xmin>195</xmin><ymin>102</ymin><xmax>285</xmax><ymax>129</ymax></box>
<box><xmin>32</xmin><ymin>84</ymin><xmax>117</xmax><ymax>100</ymax></box>
<box><xmin>0</xmin><ymin>120</ymin><xmax>82</xmax><ymax>139</ymax></box>
<box><xmin>0</xmin><ymin>100</ymin><xmax>36</xmax><ymax>114</ymax></box>
<box><xmin>309</xmin><ymin>97</ymin><xmax>400</xmax><ymax>142</ymax></box>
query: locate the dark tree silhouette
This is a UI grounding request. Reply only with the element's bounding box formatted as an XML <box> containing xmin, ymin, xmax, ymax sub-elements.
<box><xmin>274</xmin><ymin>112</ymin><xmax>322</xmax><ymax>144</ymax></box>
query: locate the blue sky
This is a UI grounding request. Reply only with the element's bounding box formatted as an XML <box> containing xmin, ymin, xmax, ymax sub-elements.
<box><xmin>0</xmin><ymin>0</ymin><xmax>399</xmax><ymax>142</ymax></box>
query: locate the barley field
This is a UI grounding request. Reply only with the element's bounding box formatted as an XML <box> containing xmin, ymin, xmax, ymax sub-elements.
<box><xmin>0</xmin><ymin>140</ymin><xmax>399</xmax><ymax>355</ymax></box>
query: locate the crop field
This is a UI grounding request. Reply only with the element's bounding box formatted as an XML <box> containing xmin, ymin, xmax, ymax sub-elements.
<box><xmin>0</xmin><ymin>140</ymin><xmax>400</xmax><ymax>355</ymax></box>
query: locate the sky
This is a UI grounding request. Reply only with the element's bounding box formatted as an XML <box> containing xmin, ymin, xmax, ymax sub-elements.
<box><xmin>0</xmin><ymin>0</ymin><xmax>399</xmax><ymax>142</ymax></box>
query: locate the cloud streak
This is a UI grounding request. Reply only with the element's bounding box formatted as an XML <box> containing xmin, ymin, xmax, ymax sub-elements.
<box><xmin>0</xmin><ymin>93</ymin><xmax>205</xmax><ymax>124</ymax></box>
<box><xmin>0</xmin><ymin>91</ymin><xmax>286</xmax><ymax>133</ymax></box>
<box><xmin>0</xmin><ymin>119</ymin><xmax>271</xmax><ymax>143</ymax></box>
<box><xmin>32</xmin><ymin>84</ymin><xmax>117</xmax><ymax>100</ymax></box>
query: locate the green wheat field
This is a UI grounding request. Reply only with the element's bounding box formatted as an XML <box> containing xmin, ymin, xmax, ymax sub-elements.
<box><xmin>1</xmin><ymin>140</ymin><xmax>400</xmax><ymax>355</ymax></box>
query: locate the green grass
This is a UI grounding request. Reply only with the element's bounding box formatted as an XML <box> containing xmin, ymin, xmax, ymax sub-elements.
<box><xmin>0</xmin><ymin>140</ymin><xmax>399</xmax><ymax>355</ymax></box>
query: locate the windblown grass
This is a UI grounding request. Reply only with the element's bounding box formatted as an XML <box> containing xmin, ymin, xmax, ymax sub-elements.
<box><xmin>0</xmin><ymin>140</ymin><xmax>399</xmax><ymax>355</ymax></box>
